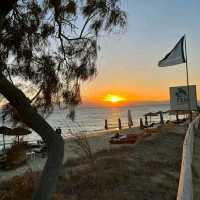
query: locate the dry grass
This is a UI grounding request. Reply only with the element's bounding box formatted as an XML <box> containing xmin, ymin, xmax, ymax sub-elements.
<box><xmin>0</xmin><ymin>170</ymin><xmax>39</xmax><ymax>200</ymax></box>
<box><xmin>0</xmin><ymin>131</ymin><xmax>185</xmax><ymax>200</ymax></box>
<box><xmin>58</xmin><ymin>132</ymin><xmax>184</xmax><ymax>200</ymax></box>
<box><xmin>68</xmin><ymin>130</ymin><xmax>95</xmax><ymax>169</ymax></box>
<box><xmin>4</xmin><ymin>142</ymin><xmax>27</xmax><ymax>170</ymax></box>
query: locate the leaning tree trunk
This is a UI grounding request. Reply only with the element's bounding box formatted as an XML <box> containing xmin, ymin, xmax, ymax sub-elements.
<box><xmin>0</xmin><ymin>73</ymin><xmax>64</xmax><ymax>200</ymax></box>
<box><xmin>0</xmin><ymin>2</ymin><xmax>64</xmax><ymax>199</ymax></box>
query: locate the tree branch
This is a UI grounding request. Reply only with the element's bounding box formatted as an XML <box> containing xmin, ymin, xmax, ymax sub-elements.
<box><xmin>80</xmin><ymin>13</ymin><xmax>97</xmax><ymax>38</ymax></box>
<box><xmin>56</xmin><ymin>20</ymin><xmax>67</xmax><ymax>60</ymax></box>
<box><xmin>0</xmin><ymin>0</ymin><xmax>18</xmax><ymax>30</ymax></box>
<box><xmin>30</xmin><ymin>87</ymin><xmax>43</xmax><ymax>103</ymax></box>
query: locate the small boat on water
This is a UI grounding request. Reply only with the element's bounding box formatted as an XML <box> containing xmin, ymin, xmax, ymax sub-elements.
<box><xmin>109</xmin><ymin>133</ymin><xmax>139</xmax><ymax>144</ymax></box>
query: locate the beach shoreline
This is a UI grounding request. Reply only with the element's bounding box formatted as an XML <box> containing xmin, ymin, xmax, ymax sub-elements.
<box><xmin>0</xmin><ymin>123</ymin><xmax>185</xmax><ymax>182</ymax></box>
<box><xmin>0</xmin><ymin>126</ymin><xmax>144</xmax><ymax>181</ymax></box>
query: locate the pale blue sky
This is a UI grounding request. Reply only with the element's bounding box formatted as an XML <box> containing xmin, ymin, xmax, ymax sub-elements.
<box><xmin>82</xmin><ymin>0</ymin><xmax>200</xmax><ymax>103</ymax></box>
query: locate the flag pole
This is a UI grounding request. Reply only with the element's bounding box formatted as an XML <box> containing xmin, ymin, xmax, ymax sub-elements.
<box><xmin>184</xmin><ymin>35</ymin><xmax>192</xmax><ymax>122</ymax></box>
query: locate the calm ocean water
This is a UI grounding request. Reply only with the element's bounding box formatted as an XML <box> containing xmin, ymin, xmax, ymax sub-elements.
<box><xmin>0</xmin><ymin>103</ymin><xmax>174</xmax><ymax>149</ymax></box>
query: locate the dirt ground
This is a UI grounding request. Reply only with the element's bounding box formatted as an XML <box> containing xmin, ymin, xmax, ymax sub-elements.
<box><xmin>0</xmin><ymin>124</ymin><xmax>186</xmax><ymax>200</ymax></box>
<box><xmin>58</xmin><ymin>128</ymin><xmax>185</xmax><ymax>200</ymax></box>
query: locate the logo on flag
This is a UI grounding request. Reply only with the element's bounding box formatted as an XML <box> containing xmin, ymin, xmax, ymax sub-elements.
<box><xmin>158</xmin><ymin>36</ymin><xmax>186</xmax><ymax>67</ymax></box>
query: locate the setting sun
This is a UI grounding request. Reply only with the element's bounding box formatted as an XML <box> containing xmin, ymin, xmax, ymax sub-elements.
<box><xmin>103</xmin><ymin>94</ymin><xmax>126</xmax><ymax>103</ymax></box>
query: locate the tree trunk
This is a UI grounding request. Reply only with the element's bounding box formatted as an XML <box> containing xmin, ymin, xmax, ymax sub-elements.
<box><xmin>0</xmin><ymin>73</ymin><xmax>64</xmax><ymax>200</ymax></box>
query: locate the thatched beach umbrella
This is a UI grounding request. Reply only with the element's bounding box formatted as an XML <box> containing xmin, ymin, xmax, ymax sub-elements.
<box><xmin>0</xmin><ymin>126</ymin><xmax>12</xmax><ymax>152</ymax></box>
<box><xmin>156</xmin><ymin>111</ymin><xmax>164</xmax><ymax>124</ymax></box>
<box><xmin>5</xmin><ymin>127</ymin><xmax>31</xmax><ymax>143</ymax></box>
<box><xmin>144</xmin><ymin>112</ymin><xmax>158</xmax><ymax>123</ymax></box>
<box><xmin>10</xmin><ymin>127</ymin><xmax>31</xmax><ymax>136</ymax></box>
<box><xmin>0</xmin><ymin>126</ymin><xmax>12</xmax><ymax>134</ymax></box>
<box><xmin>144</xmin><ymin>112</ymin><xmax>158</xmax><ymax>117</ymax></box>
<box><xmin>167</xmin><ymin>110</ymin><xmax>189</xmax><ymax>122</ymax></box>
<box><xmin>128</xmin><ymin>110</ymin><xmax>133</xmax><ymax>128</ymax></box>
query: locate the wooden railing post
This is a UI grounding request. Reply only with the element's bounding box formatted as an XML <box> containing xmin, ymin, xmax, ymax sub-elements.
<box><xmin>104</xmin><ymin>119</ymin><xmax>108</xmax><ymax>130</ymax></box>
<box><xmin>118</xmin><ymin>118</ymin><xmax>122</xmax><ymax>130</ymax></box>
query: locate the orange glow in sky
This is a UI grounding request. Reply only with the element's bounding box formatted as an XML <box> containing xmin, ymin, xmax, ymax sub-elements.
<box><xmin>103</xmin><ymin>94</ymin><xmax>126</xmax><ymax>103</ymax></box>
<box><xmin>79</xmin><ymin>0</ymin><xmax>200</xmax><ymax>106</ymax></box>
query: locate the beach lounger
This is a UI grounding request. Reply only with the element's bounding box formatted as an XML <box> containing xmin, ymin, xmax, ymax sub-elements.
<box><xmin>26</xmin><ymin>151</ymin><xmax>36</xmax><ymax>160</ymax></box>
<box><xmin>33</xmin><ymin>145</ymin><xmax>47</xmax><ymax>154</ymax></box>
<box><xmin>109</xmin><ymin>133</ymin><xmax>139</xmax><ymax>144</ymax></box>
<box><xmin>144</xmin><ymin>127</ymin><xmax>160</xmax><ymax>134</ymax></box>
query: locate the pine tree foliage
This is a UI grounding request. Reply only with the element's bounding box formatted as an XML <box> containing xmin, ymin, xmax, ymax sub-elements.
<box><xmin>0</xmin><ymin>0</ymin><xmax>126</xmax><ymax>120</ymax></box>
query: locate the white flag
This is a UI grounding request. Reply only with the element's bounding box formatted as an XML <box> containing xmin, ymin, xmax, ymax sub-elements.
<box><xmin>158</xmin><ymin>36</ymin><xmax>186</xmax><ymax>67</ymax></box>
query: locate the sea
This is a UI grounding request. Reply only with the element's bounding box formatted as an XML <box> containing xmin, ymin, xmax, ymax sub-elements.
<box><xmin>0</xmin><ymin>103</ymin><xmax>176</xmax><ymax>149</ymax></box>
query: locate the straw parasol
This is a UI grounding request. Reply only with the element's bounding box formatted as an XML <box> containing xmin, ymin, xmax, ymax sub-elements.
<box><xmin>166</xmin><ymin>110</ymin><xmax>190</xmax><ymax>115</ymax></box>
<box><xmin>0</xmin><ymin>126</ymin><xmax>12</xmax><ymax>152</ymax></box>
<box><xmin>144</xmin><ymin>112</ymin><xmax>158</xmax><ymax>123</ymax></box>
<box><xmin>9</xmin><ymin>127</ymin><xmax>31</xmax><ymax>136</ymax></box>
<box><xmin>5</xmin><ymin>127</ymin><xmax>31</xmax><ymax>143</ymax></box>
<box><xmin>0</xmin><ymin>126</ymin><xmax>12</xmax><ymax>134</ymax></box>
<box><xmin>166</xmin><ymin>110</ymin><xmax>190</xmax><ymax>122</ymax></box>
<box><xmin>144</xmin><ymin>112</ymin><xmax>158</xmax><ymax>117</ymax></box>
<box><xmin>156</xmin><ymin>111</ymin><xmax>164</xmax><ymax>124</ymax></box>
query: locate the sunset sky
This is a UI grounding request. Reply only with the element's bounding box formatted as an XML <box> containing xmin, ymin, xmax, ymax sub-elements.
<box><xmin>81</xmin><ymin>0</ymin><xmax>200</xmax><ymax>105</ymax></box>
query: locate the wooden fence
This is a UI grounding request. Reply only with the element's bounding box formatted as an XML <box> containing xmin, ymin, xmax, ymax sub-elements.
<box><xmin>177</xmin><ymin>116</ymin><xmax>200</xmax><ymax>200</ymax></box>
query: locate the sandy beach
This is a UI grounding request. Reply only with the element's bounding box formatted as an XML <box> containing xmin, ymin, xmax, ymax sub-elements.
<box><xmin>0</xmin><ymin>127</ymin><xmax>143</xmax><ymax>181</ymax></box>
<box><xmin>0</xmin><ymin>122</ymin><xmax>188</xmax><ymax>200</ymax></box>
